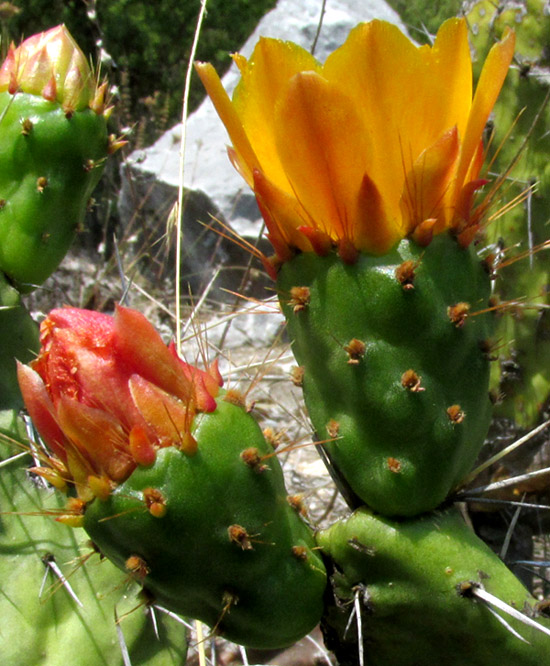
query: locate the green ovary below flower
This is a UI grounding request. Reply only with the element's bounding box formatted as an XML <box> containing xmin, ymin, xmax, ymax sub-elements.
<box><xmin>196</xmin><ymin>18</ymin><xmax>515</xmax><ymax>263</ymax></box>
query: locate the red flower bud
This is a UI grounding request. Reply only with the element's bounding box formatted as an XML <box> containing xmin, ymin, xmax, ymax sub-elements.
<box><xmin>17</xmin><ymin>306</ymin><xmax>222</xmax><ymax>497</ymax></box>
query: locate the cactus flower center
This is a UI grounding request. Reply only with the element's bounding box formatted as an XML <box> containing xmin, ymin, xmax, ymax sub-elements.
<box><xmin>196</xmin><ymin>18</ymin><xmax>515</xmax><ymax>263</ymax></box>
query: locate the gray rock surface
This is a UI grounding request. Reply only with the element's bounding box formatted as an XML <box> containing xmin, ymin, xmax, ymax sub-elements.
<box><xmin>119</xmin><ymin>0</ymin><xmax>406</xmax><ymax>297</ymax></box>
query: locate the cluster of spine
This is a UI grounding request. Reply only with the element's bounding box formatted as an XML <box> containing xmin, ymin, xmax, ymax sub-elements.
<box><xmin>467</xmin><ymin>0</ymin><xmax>550</xmax><ymax>427</ymax></box>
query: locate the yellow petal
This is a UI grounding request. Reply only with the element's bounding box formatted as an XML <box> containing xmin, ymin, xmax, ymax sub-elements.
<box><xmin>454</xmin><ymin>27</ymin><xmax>516</xmax><ymax>196</ymax></box>
<box><xmin>400</xmin><ymin>126</ymin><xmax>460</xmax><ymax>234</ymax></box>
<box><xmin>231</xmin><ymin>38</ymin><xmax>321</xmax><ymax>194</ymax></box>
<box><xmin>273</xmin><ymin>71</ymin><xmax>371</xmax><ymax>242</ymax></box>
<box><xmin>194</xmin><ymin>61</ymin><xmax>260</xmax><ymax>185</ymax></box>
<box><xmin>323</xmin><ymin>18</ymin><xmax>472</xmax><ymax>222</ymax></box>
<box><xmin>423</xmin><ymin>19</ymin><xmax>472</xmax><ymax>146</ymax></box>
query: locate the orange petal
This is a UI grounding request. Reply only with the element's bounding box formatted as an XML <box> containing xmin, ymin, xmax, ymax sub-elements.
<box><xmin>400</xmin><ymin>126</ymin><xmax>460</xmax><ymax>234</ymax></box>
<box><xmin>129</xmin><ymin>375</ymin><xmax>197</xmax><ymax>455</ymax></box>
<box><xmin>454</xmin><ymin>27</ymin><xmax>515</xmax><ymax>196</ymax></box>
<box><xmin>114</xmin><ymin>305</ymin><xmax>194</xmax><ymax>404</ymax></box>
<box><xmin>57</xmin><ymin>396</ymin><xmax>135</xmax><ymax>482</ymax></box>
<box><xmin>273</xmin><ymin>71</ymin><xmax>371</xmax><ymax>243</ymax></box>
<box><xmin>129</xmin><ymin>425</ymin><xmax>157</xmax><ymax>466</ymax></box>
<box><xmin>354</xmin><ymin>173</ymin><xmax>401</xmax><ymax>254</ymax></box>
<box><xmin>194</xmin><ymin>61</ymin><xmax>260</xmax><ymax>186</ymax></box>
<box><xmin>253</xmin><ymin>169</ymin><xmax>313</xmax><ymax>255</ymax></box>
<box><xmin>17</xmin><ymin>361</ymin><xmax>68</xmax><ymax>462</ymax></box>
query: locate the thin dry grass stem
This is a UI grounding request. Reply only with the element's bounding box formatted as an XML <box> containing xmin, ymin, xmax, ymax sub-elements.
<box><xmin>239</xmin><ymin>328</ymin><xmax>286</xmax><ymax>402</ymax></box>
<box><xmin>461</xmin><ymin>418</ymin><xmax>550</xmax><ymax>487</ymax></box>
<box><xmin>196</xmin><ymin>620</ymin><xmax>208</xmax><ymax>666</ymax></box>
<box><xmin>483</xmin><ymin>108</ymin><xmax>525</xmax><ymax>176</ymax></box>
<box><xmin>500</xmin><ymin>496</ymin><xmax>524</xmax><ymax>560</ymax></box>
<box><xmin>127</xmin><ymin>281</ymin><xmax>175</xmax><ymax>318</ymax></box>
<box><xmin>457</xmin><ymin>466</ymin><xmax>550</xmax><ymax>498</ymax></box>
<box><xmin>316</xmin><ymin>486</ymin><xmax>340</xmax><ymax>525</ymax></box>
<box><xmin>175</xmin><ymin>0</ymin><xmax>209</xmax><ymax>357</ymax></box>
<box><xmin>478</xmin><ymin>88</ymin><xmax>550</xmax><ymax>221</ymax></box>
<box><xmin>178</xmin><ymin>285</ymin><xmax>212</xmax><ymax>371</ymax></box>
<box><xmin>465</xmin><ymin>497</ymin><xmax>550</xmax><ymax>511</ymax></box>
<box><xmin>200</xmin><ymin>215</ymin><xmax>270</xmax><ymax>266</ymax></box>
<box><xmin>113</xmin><ymin>235</ymin><xmax>132</xmax><ymax>305</ymax></box>
<box><xmin>310</xmin><ymin>0</ymin><xmax>327</xmax><ymax>56</ymax></box>
<box><xmin>228</xmin><ymin>354</ymin><xmax>295</xmax><ymax>376</ymax></box>
<box><xmin>495</xmin><ymin>238</ymin><xmax>550</xmax><ymax>270</ymax></box>
<box><xmin>180</xmin><ymin>267</ymin><xmax>221</xmax><ymax>338</ymax></box>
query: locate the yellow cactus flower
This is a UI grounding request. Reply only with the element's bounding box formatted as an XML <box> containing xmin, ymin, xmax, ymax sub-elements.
<box><xmin>196</xmin><ymin>18</ymin><xmax>515</xmax><ymax>264</ymax></box>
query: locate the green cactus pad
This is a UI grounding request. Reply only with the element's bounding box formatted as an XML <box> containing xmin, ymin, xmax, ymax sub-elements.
<box><xmin>0</xmin><ymin>92</ymin><xmax>109</xmax><ymax>291</ymax></box>
<box><xmin>83</xmin><ymin>395</ymin><xmax>327</xmax><ymax>650</ymax></box>
<box><xmin>0</xmin><ymin>439</ymin><xmax>188</xmax><ymax>666</ymax></box>
<box><xmin>277</xmin><ymin>233</ymin><xmax>494</xmax><ymax>516</ymax></box>
<box><xmin>0</xmin><ymin>272</ymin><xmax>38</xmax><ymax>410</ymax></box>
<box><xmin>317</xmin><ymin>506</ymin><xmax>550</xmax><ymax>665</ymax></box>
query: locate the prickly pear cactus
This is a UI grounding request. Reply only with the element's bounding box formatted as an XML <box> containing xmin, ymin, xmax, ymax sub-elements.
<box><xmin>278</xmin><ymin>233</ymin><xmax>494</xmax><ymax>516</ymax></box>
<box><xmin>0</xmin><ymin>439</ymin><xmax>188</xmax><ymax>666</ymax></box>
<box><xmin>16</xmin><ymin>306</ymin><xmax>327</xmax><ymax>651</ymax></box>
<box><xmin>84</xmin><ymin>394</ymin><xmax>327</xmax><ymax>649</ymax></box>
<box><xmin>318</xmin><ymin>506</ymin><xmax>550</xmax><ymax>665</ymax></box>
<box><xmin>467</xmin><ymin>0</ymin><xmax>550</xmax><ymax>427</ymax></box>
<box><xmin>0</xmin><ymin>26</ymin><xmax>117</xmax><ymax>292</ymax></box>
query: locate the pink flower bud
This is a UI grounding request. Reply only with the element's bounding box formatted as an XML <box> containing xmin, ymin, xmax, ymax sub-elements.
<box><xmin>0</xmin><ymin>24</ymin><xmax>104</xmax><ymax>114</ymax></box>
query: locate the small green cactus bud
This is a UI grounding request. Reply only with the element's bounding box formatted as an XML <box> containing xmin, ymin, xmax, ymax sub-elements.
<box><xmin>0</xmin><ymin>26</ymin><xmax>120</xmax><ymax>291</ymax></box>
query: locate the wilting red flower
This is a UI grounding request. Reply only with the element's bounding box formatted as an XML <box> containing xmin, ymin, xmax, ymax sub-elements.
<box><xmin>0</xmin><ymin>24</ymin><xmax>107</xmax><ymax>114</ymax></box>
<box><xmin>17</xmin><ymin>306</ymin><xmax>222</xmax><ymax>500</ymax></box>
